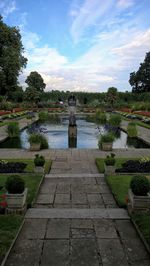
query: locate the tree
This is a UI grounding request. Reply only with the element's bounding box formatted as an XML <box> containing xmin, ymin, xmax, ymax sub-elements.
<box><xmin>129</xmin><ymin>52</ymin><xmax>150</xmax><ymax>93</ymax></box>
<box><xmin>25</xmin><ymin>71</ymin><xmax>46</xmax><ymax>92</ymax></box>
<box><xmin>24</xmin><ymin>86</ymin><xmax>41</xmax><ymax>106</ymax></box>
<box><xmin>106</xmin><ymin>87</ymin><xmax>118</xmax><ymax>108</ymax></box>
<box><xmin>0</xmin><ymin>16</ymin><xmax>27</xmax><ymax>97</ymax></box>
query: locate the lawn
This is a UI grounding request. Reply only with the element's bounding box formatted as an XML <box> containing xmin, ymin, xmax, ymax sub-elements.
<box><xmin>132</xmin><ymin>214</ymin><xmax>150</xmax><ymax>247</ymax></box>
<box><xmin>0</xmin><ymin>215</ymin><xmax>23</xmax><ymax>264</ymax></box>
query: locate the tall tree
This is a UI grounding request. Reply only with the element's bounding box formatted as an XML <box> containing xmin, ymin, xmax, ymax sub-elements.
<box><xmin>25</xmin><ymin>71</ymin><xmax>46</xmax><ymax>92</ymax></box>
<box><xmin>0</xmin><ymin>16</ymin><xmax>27</xmax><ymax>97</ymax></box>
<box><xmin>106</xmin><ymin>87</ymin><xmax>118</xmax><ymax>108</ymax></box>
<box><xmin>129</xmin><ymin>52</ymin><xmax>150</xmax><ymax>93</ymax></box>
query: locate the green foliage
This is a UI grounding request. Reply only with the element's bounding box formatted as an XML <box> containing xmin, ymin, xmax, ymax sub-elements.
<box><xmin>48</xmin><ymin>114</ymin><xmax>60</xmax><ymax>123</ymax></box>
<box><xmin>34</xmin><ymin>154</ymin><xmax>45</xmax><ymax>167</ymax></box>
<box><xmin>0</xmin><ymin>16</ymin><xmax>27</xmax><ymax>97</ymax></box>
<box><xmin>106</xmin><ymin>87</ymin><xmax>118</xmax><ymax>108</ymax></box>
<box><xmin>129</xmin><ymin>51</ymin><xmax>150</xmax><ymax>93</ymax></box>
<box><xmin>95</xmin><ymin>111</ymin><xmax>106</xmax><ymax>124</ymax></box>
<box><xmin>39</xmin><ymin>134</ymin><xmax>49</xmax><ymax>149</ymax></box>
<box><xmin>28</xmin><ymin>133</ymin><xmax>41</xmax><ymax>144</ymax></box>
<box><xmin>127</xmin><ymin>122</ymin><xmax>137</xmax><ymax>137</ymax></box>
<box><xmin>104</xmin><ymin>153</ymin><xmax>116</xmax><ymax>166</ymax></box>
<box><xmin>25</xmin><ymin>71</ymin><xmax>46</xmax><ymax>92</ymax></box>
<box><xmin>7</xmin><ymin>122</ymin><xmax>19</xmax><ymax>138</ymax></box>
<box><xmin>132</xmin><ymin>214</ymin><xmax>150</xmax><ymax>246</ymax></box>
<box><xmin>39</xmin><ymin>111</ymin><xmax>49</xmax><ymax>121</ymax></box>
<box><xmin>5</xmin><ymin>175</ymin><xmax>25</xmax><ymax>194</ymax></box>
<box><xmin>24</xmin><ymin>86</ymin><xmax>41</xmax><ymax>105</ymax></box>
<box><xmin>108</xmin><ymin>114</ymin><xmax>122</xmax><ymax>127</ymax></box>
<box><xmin>130</xmin><ymin>175</ymin><xmax>150</xmax><ymax>196</ymax></box>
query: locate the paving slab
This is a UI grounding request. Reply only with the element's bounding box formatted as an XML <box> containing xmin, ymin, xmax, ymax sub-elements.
<box><xmin>98</xmin><ymin>238</ymin><xmax>129</xmax><ymax>266</ymax></box>
<box><xmin>94</xmin><ymin>219</ymin><xmax>118</xmax><ymax>239</ymax></box>
<box><xmin>46</xmin><ymin>219</ymin><xmax>70</xmax><ymax>239</ymax></box>
<box><xmin>55</xmin><ymin>193</ymin><xmax>70</xmax><ymax>204</ymax></box>
<box><xmin>71</xmin><ymin>239</ymin><xmax>100</xmax><ymax>266</ymax></box>
<box><xmin>71</xmin><ymin>219</ymin><xmax>93</xmax><ymax>229</ymax></box>
<box><xmin>18</xmin><ymin>219</ymin><xmax>47</xmax><ymax>240</ymax></box>
<box><xmin>41</xmin><ymin>240</ymin><xmax>70</xmax><ymax>266</ymax></box>
<box><xmin>36</xmin><ymin>194</ymin><xmax>54</xmax><ymax>204</ymax></box>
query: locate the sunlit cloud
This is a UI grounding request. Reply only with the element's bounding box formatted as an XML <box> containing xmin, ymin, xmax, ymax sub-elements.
<box><xmin>0</xmin><ymin>0</ymin><xmax>16</xmax><ymax>18</ymax></box>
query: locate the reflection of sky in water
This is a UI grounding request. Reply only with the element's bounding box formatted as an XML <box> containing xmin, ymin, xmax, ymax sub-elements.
<box><xmin>19</xmin><ymin>119</ymin><xmax>148</xmax><ymax>149</ymax></box>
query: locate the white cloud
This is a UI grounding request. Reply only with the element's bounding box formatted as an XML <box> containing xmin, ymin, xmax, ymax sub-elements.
<box><xmin>0</xmin><ymin>0</ymin><xmax>16</xmax><ymax>18</ymax></box>
<box><xmin>70</xmin><ymin>0</ymin><xmax>113</xmax><ymax>43</ymax></box>
<box><xmin>117</xmin><ymin>0</ymin><xmax>135</xmax><ymax>9</ymax></box>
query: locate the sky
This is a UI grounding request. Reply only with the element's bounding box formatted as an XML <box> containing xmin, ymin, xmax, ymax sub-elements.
<box><xmin>0</xmin><ymin>0</ymin><xmax>150</xmax><ymax>92</ymax></box>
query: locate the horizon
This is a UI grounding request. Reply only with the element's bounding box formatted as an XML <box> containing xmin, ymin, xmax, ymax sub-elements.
<box><xmin>0</xmin><ymin>0</ymin><xmax>150</xmax><ymax>92</ymax></box>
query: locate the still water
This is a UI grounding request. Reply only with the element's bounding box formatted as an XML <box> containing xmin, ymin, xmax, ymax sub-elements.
<box><xmin>0</xmin><ymin>119</ymin><xmax>149</xmax><ymax>149</ymax></box>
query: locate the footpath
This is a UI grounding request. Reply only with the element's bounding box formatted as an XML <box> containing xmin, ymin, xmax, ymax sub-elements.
<box><xmin>3</xmin><ymin>151</ymin><xmax>150</xmax><ymax>266</ymax></box>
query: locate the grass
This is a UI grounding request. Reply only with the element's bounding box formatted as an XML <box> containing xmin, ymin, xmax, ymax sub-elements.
<box><xmin>0</xmin><ymin>122</ymin><xmax>9</xmax><ymax>127</ymax></box>
<box><xmin>0</xmin><ymin>215</ymin><xmax>23</xmax><ymax>263</ymax></box>
<box><xmin>95</xmin><ymin>157</ymin><xmax>138</xmax><ymax>173</ymax></box>
<box><xmin>106</xmin><ymin>174</ymin><xmax>132</xmax><ymax>207</ymax></box>
<box><xmin>132</xmin><ymin>214</ymin><xmax>150</xmax><ymax>247</ymax></box>
<box><xmin>135</xmin><ymin>121</ymin><xmax>150</xmax><ymax>129</ymax></box>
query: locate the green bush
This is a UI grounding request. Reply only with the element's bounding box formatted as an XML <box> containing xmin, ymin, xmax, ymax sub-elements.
<box><xmin>39</xmin><ymin>135</ymin><xmax>49</xmax><ymax>149</ymax></box>
<box><xmin>108</xmin><ymin>114</ymin><xmax>122</xmax><ymax>127</ymax></box>
<box><xmin>95</xmin><ymin>111</ymin><xmax>107</xmax><ymax>124</ymax></box>
<box><xmin>130</xmin><ymin>175</ymin><xmax>150</xmax><ymax>196</ymax></box>
<box><xmin>48</xmin><ymin>114</ymin><xmax>60</xmax><ymax>123</ymax></box>
<box><xmin>104</xmin><ymin>153</ymin><xmax>116</xmax><ymax>166</ymax></box>
<box><xmin>39</xmin><ymin>111</ymin><xmax>49</xmax><ymax>122</ymax></box>
<box><xmin>127</xmin><ymin>122</ymin><xmax>137</xmax><ymax>137</ymax></box>
<box><xmin>7</xmin><ymin>122</ymin><xmax>19</xmax><ymax>138</ymax></box>
<box><xmin>34</xmin><ymin>154</ymin><xmax>45</xmax><ymax>166</ymax></box>
<box><xmin>5</xmin><ymin>175</ymin><xmax>25</xmax><ymax>194</ymax></box>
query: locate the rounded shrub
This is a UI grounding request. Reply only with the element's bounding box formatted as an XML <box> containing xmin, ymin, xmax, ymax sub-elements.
<box><xmin>108</xmin><ymin>114</ymin><xmax>122</xmax><ymax>127</ymax></box>
<box><xmin>5</xmin><ymin>175</ymin><xmax>25</xmax><ymax>194</ymax></box>
<box><xmin>34</xmin><ymin>154</ymin><xmax>45</xmax><ymax>167</ymax></box>
<box><xmin>104</xmin><ymin>153</ymin><xmax>116</xmax><ymax>166</ymax></box>
<box><xmin>130</xmin><ymin>175</ymin><xmax>150</xmax><ymax>196</ymax></box>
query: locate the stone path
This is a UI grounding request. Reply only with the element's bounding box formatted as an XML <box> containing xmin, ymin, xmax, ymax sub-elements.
<box><xmin>4</xmin><ymin>154</ymin><xmax>150</xmax><ymax>266</ymax></box>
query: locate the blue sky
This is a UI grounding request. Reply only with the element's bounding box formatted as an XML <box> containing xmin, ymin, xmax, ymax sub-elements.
<box><xmin>0</xmin><ymin>0</ymin><xmax>150</xmax><ymax>92</ymax></box>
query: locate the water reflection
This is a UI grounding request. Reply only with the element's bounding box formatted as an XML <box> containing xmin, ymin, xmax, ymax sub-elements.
<box><xmin>0</xmin><ymin>118</ymin><xmax>149</xmax><ymax>149</ymax></box>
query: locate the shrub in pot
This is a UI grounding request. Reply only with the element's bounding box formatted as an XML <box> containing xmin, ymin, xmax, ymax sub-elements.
<box><xmin>98</xmin><ymin>132</ymin><xmax>115</xmax><ymax>151</ymax></box>
<box><xmin>5</xmin><ymin>175</ymin><xmax>27</xmax><ymax>210</ymax></box>
<box><xmin>128</xmin><ymin>175</ymin><xmax>150</xmax><ymax>213</ymax></box>
<box><xmin>28</xmin><ymin>133</ymin><xmax>41</xmax><ymax>151</ymax></box>
<box><xmin>104</xmin><ymin>153</ymin><xmax>116</xmax><ymax>175</ymax></box>
<box><xmin>34</xmin><ymin>154</ymin><xmax>45</xmax><ymax>173</ymax></box>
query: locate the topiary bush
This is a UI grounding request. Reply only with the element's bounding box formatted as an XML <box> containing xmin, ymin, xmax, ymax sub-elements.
<box><xmin>104</xmin><ymin>153</ymin><xmax>116</xmax><ymax>166</ymax></box>
<box><xmin>5</xmin><ymin>175</ymin><xmax>25</xmax><ymax>194</ymax></box>
<box><xmin>130</xmin><ymin>175</ymin><xmax>150</xmax><ymax>196</ymax></box>
<box><xmin>34</xmin><ymin>154</ymin><xmax>45</xmax><ymax>167</ymax></box>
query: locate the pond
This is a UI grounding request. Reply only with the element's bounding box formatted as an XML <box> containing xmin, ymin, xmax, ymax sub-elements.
<box><xmin>0</xmin><ymin>118</ymin><xmax>149</xmax><ymax>149</ymax></box>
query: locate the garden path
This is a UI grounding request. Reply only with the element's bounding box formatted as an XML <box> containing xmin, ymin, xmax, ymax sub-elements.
<box><xmin>3</xmin><ymin>151</ymin><xmax>150</xmax><ymax>266</ymax></box>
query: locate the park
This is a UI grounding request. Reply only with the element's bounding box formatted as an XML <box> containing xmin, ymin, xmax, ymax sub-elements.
<box><xmin>0</xmin><ymin>5</ymin><xmax>150</xmax><ymax>266</ymax></box>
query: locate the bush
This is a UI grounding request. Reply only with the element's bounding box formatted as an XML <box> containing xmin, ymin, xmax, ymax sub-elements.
<box><xmin>39</xmin><ymin>135</ymin><xmax>49</xmax><ymax>149</ymax></box>
<box><xmin>34</xmin><ymin>154</ymin><xmax>45</xmax><ymax>167</ymax></box>
<box><xmin>116</xmin><ymin>160</ymin><xmax>150</xmax><ymax>173</ymax></box>
<box><xmin>7</xmin><ymin>122</ymin><xmax>19</xmax><ymax>138</ymax></box>
<box><xmin>108</xmin><ymin>114</ymin><xmax>122</xmax><ymax>127</ymax></box>
<box><xmin>5</xmin><ymin>175</ymin><xmax>25</xmax><ymax>194</ymax></box>
<box><xmin>95</xmin><ymin>111</ymin><xmax>107</xmax><ymax>124</ymax></box>
<box><xmin>39</xmin><ymin>111</ymin><xmax>49</xmax><ymax>122</ymax></box>
<box><xmin>104</xmin><ymin>153</ymin><xmax>115</xmax><ymax>166</ymax></box>
<box><xmin>127</xmin><ymin>122</ymin><xmax>137</xmax><ymax>137</ymax></box>
<box><xmin>0</xmin><ymin>161</ymin><xmax>27</xmax><ymax>173</ymax></box>
<box><xmin>130</xmin><ymin>175</ymin><xmax>150</xmax><ymax>196</ymax></box>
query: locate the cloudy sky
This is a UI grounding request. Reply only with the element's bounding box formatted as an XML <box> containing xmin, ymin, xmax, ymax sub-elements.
<box><xmin>0</xmin><ymin>0</ymin><xmax>150</xmax><ymax>92</ymax></box>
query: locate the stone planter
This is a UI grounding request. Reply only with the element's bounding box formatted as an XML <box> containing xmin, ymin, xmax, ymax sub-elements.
<box><xmin>104</xmin><ymin>164</ymin><xmax>115</xmax><ymax>175</ymax></box>
<box><xmin>30</xmin><ymin>143</ymin><xmax>41</xmax><ymax>151</ymax></box>
<box><xmin>101</xmin><ymin>142</ymin><xmax>113</xmax><ymax>151</ymax></box>
<box><xmin>6</xmin><ymin>188</ymin><xmax>28</xmax><ymax>209</ymax></box>
<box><xmin>34</xmin><ymin>166</ymin><xmax>44</xmax><ymax>173</ymax></box>
<box><xmin>128</xmin><ymin>189</ymin><xmax>150</xmax><ymax>213</ymax></box>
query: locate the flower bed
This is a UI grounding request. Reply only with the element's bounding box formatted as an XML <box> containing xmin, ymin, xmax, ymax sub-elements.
<box><xmin>116</xmin><ymin>160</ymin><xmax>150</xmax><ymax>173</ymax></box>
<box><xmin>0</xmin><ymin>111</ymin><xmax>11</xmax><ymax>116</ymax></box>
<box><xmin>0</xmin><ymin>161</ymin><xmax>27</xmax><ymax>173</ymax></box>
<box><xmin>134</xmin><ymin>111</ymin><xmax>150</xmax><ymax>117</ymax></box>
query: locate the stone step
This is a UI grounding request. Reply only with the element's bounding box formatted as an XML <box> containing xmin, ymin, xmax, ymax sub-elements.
<box><xmin>25</xmin><ymin>208</ymin><xmax>129</xmax><ymax>220</ymax></box>
<box><xmin>45</xmin><ymin>173</ymin><xmax>104</xmax><ymax>178</ymax></box>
